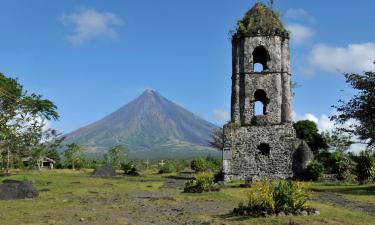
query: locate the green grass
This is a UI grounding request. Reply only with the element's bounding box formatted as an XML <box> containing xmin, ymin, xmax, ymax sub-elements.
<box><xmin>311</xmin><ymin>182</ymin><xmax>375</xmax><ymax>205</ymax></box>
<box><xmin>0</xmin><ymin>170</ymin><xmax>374</xmax><ymax>224</ymax></box>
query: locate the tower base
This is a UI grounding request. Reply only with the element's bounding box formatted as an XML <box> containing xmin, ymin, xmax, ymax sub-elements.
<box><xmin>223</xmin><ymin>123</ymin><xmax>296</xmax><ymax>181</ymax></box>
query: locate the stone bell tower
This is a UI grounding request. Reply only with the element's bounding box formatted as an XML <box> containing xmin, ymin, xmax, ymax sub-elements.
<box><xmin>223</xmin><ymin>3</ymin><xmax>296</xmax><ymax>181</ymax></box>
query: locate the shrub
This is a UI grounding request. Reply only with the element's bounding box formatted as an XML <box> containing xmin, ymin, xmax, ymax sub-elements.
<box><xmin>191</xmin><ymin>157</ymin><xmax>207</xmax><ymax>173</ymax></box>
<box><xmin>305</xmin><ymin>160</ymin><xmax>324</xmax><ymax>181</ymax></box>
<box><xmin>121</xmin><ymin>162</ymin><xmax>134</xmax><ymax>173</ymax></box>
<box><xmin>246</xmin><ymin>181</ymin><xmax>274</xmax><ymax>213</ymax></box>
<box><xmin>184</xmin><ymin>172</ymin><xmax>219</xmax><ymax>193</ymax></box>
<box><xmin>214</xmin><ymin>170</ymin><xmax>224</xmax><ymax>183</ymax></box>
<box><xmin>355</xmin><ymin>151</ymin><xmax>375</xmax><ymax>184</ymax></box>
<box><xmin>158</xmin><ymin>161</ymin><xmax>176</xmax><ymax>174</ymax></box>
<box><xmin>333</xmin><ymin>156</ymin><xmax>356</xmax><ymax>181</ymax></box>
<box><xmin>273</xmin><ymin>180</ymin><xmax>310</xmax><ymax>212</ymax></box>
<box><xmin>233</xmin><ymin>180</ymin><xmax>311</xmax><ymax>216</ymax></box>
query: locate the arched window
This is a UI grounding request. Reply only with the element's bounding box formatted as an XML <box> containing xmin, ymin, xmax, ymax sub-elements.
<box><xmin>254</xmin><ymin>89</ymin><xmax>268</xmax><ymax>116</ymax></box>
<box><xmin>252</xmin><ymin>46</ymin><xmax>270</xmax><ymax>72</ymax></box>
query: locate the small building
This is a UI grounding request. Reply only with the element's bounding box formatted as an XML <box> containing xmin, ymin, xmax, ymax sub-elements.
<box><xmin>22</xmin><ymin>157</ymin><xmax>56</xmax><ymax>170</ymax></box>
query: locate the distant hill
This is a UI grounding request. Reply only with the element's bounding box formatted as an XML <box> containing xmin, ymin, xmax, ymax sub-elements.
<box><xmin>64</xmin><ymin>90</ymin><xmax>220</xmax><ymax>159</ymax></box>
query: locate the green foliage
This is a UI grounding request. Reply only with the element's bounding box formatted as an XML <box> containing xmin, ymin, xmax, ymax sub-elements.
<box><xmin>322</xmin><ymin>131</ymin><xmax>353</xmax><ymax>153</ymax></box>
<box><xmin>158</xmin><ymin>161</ymin><xmax>176</xmax><ymax>174</ymax></box>
<box><xmin>355</xmin><ymin>150</ymin><xmax>375</xmax><ymax>184</ymax></box>
<box><xmin>0</xmin><ymin>72</ymin><xmax>59</xmax><ymax>173</ymax></box>
<box><xmin>273</xmin><ymin>180</ymin><xmax>310</xmax><ymax>212</ymax></box>
<box><xmin>184</xmin><ymin>172</ymin><xmax>219</xmax><ymax>193</ymax></box>
<box><xmin>235</xmin><ymin>180</ymin><xmax>310</xmax><ymax>216</ymax></box>
<box><xmin>233</xmin><ymin>2</ymin><xmax>285</xmax><ymax>38</ymax></box>
<box><xmin>246</xmin><ymin>181</ymin><xmax>274</xmax><ymax>212</ymax></box>
<box><xmin>64</xmin><ymin>143</ymin><xmax>85</xmax><ymax>170</ymax></box>
<box><xmin>191</xmin><ymin>157</ymin><xmax>207</xmax><ymax>172</ymax></box>
<box><xmin>331</xmin><ymin>67</ymin><xmax>375</xmax><ymax>148</ymax></box>
<box><xmin>190</xmin><ymin>156</ymin><xmax>222</xmax><ymax>173</ymax></box>
<box><xmin>305</xmin><ymin>160</ymin><xmax>324</xmax><ymax>181</ymax></box>
<box><xmin>103</xmin><ymin>145</ymin><xmax>128</xmax><ymax>169</ymax></box>
<box><xmin>294</xmin><ymin>120</ymin><xmax>327</xmax><ymax>154</ymax></box>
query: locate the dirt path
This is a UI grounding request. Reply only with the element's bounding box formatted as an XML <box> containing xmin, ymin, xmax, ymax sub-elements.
<box><xmin>124</xmin><ymin>173</ymin><xmax>237</xmax><ymax>225</ymax></box>
<box><xmin>313</xmin><ymin>191</ymin><xmax>375</xmax><ymax>213</ymax></box>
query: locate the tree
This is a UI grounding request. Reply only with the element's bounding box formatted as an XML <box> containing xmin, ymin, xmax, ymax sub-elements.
<box><xmin>355</xmin><ymin>150</ymin><xmax>375</xmax><ymax>184</ymax></box>
<box><xmin>103</xmin><ymin>145</ymin><xmax>128</xmax><ymax>168</ymax></box>
<box><xmin>30</xmin><ymin>130</ymin><xmax>65</xmax><ymax>170</ymax></box>
<box><xmin>322</xmin><ymin>130</ymin><xmax>353</xmax><ymax>153</ymax></box>
<box><xmin>0</xmin><ymin>73</ymin><xmax>59</xmax><ymax>173</ymax></box>
<box><xmin>64</xmin><ymin>143</ymin><xmax>84</xmax><ymax>170</ymax></box>
<box><xmin>209</xmin><ymin>128</ymin><xmax>223</xmax><ymax>151</ymax></box>
<box><xmin>293</xmin><ymin>120</ymin><xmax>327</xmax><ymax>154</ymax></box>
<box><xmin>331</xmin><ymin>65</ymin><xmax>375</xmax><ymax>149</ymax></box>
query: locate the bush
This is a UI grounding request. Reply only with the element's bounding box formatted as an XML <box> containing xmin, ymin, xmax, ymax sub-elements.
<box><xmin>121</xmin><ymin>162</ymin><xmax>134</xmax><ymax>173</ymax></box>
<box><xmin>305</xmin><ymin>160</ymin><xmax>324</xmax><ymax>181</ymax></box>
<box><xmin>333</xmin><ymin>156</ymin><xmax>356</xmax><ymax>181</ymax></box>
<box><xmin>273</xmin><ymin>180</ymin><xmax>310</xmax><ymax>212</ymax></box>
<box><xmin>246</xmin><ymin>181</ymin><xmax>274</xmax><ymax>213</ymax></box>
<box><xmin>233</xmin><ymin>180</ymin><xmax>311</xmax><ymax>216</ymax></box>
<box><xmin>214</xmin><ymin>170</ymin><xmax>224</xmax><ymax>183</ymax></box>
<box><xmin>158</xmin><ymin>161</ymin><xmax>176</xmax><ymax>174</ymax></box>
<box><xmin>355</xmin><ymin>151</ymin><xmax>375</xmax><ymax>184</ymax></box>
<box><xmin>191</xmin><ymin>157</ymin><xmax>207</xmax><ymax>173</ymax></box>
<box><xmin>184</xmin><ymin>172</ymin><xmax>219</xmax><ymax>193</ymax></box>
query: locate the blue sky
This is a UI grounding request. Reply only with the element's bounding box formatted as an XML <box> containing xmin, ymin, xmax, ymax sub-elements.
<box><xmin>0</xmin><ymin>0</ymin><xmax>374</xmax><ymax>135</ymax></box>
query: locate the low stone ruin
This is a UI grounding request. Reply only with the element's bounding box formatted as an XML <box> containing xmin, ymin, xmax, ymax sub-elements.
<box><xmin>92</xmin><ymin>164</ymin><xmax>117</xmax><ymax>177</ymax></box>
<box><xmin>0</xmin><ymin>180</ymin><xmax>39</xmax><ymax>200</ymax></box>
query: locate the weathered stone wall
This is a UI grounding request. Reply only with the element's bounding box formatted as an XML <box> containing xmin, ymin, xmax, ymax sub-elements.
<box><xmin>231</xmin><ymin>35</ymin><xmax>292</xmax><ymax>126</ymax></box>
<box><xmin>223</xmin><ymin>123</ymin><xmax>296</xmax><ymax>181</ymax></box>
<box><xmin>224</xmin><ymin>3</ymin><xmax>296</xmax><ymax>182</ymax></box>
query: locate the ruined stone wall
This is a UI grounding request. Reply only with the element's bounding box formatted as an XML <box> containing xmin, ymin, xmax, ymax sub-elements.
<box><xmin>223</xmin><ymin>123</ymin><xmax>296</xmax><ymax>181</ymax></box>
<box><xmin>231</xmin><ymin>35</ymin><xmax>292</xmax><ymax>125</ymax></box>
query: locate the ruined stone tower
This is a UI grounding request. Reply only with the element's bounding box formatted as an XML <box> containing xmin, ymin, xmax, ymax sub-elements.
<box><xmin>223</xmin><ymin>3</ymin><xmax>296</xmax><ymax>181</ymax></box>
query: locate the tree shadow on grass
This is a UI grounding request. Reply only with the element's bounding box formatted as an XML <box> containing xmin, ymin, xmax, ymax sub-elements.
<box><xmin>312</xmin><ymin>184</ymin><xmax>375</xmax><ymax>196</ymax></box>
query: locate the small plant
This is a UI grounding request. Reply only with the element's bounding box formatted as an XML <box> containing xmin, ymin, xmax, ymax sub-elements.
<box><xmin>233</xmin><ymin>180</ymin><xmax>313</xmax><ymax>217</ymax></box>
<box><xmin>305</xmin><ymin>160</ymin><xmax>324</xmax><ymax>181</ymax></box>
<box><xmin>273</xmin><ymin>180</ymin><xmax>310</xmax><ymax>212</ymax></box>
<box><xmin>184</xmin><ymin>172</ymin><xmax>219</xmax><ymax>193</ymax></box>
<box><xmin>190</xmin><ymin>157</ymin><xmax>207</xmax><ymax>173</ymax></box>
<box><xmin>158</xmin><ymin>161</ymin><xmax>176</xmax><ymax>174</ymax></box>
<box><xmin>121</xmin><ymin>162</ymin><xmax>134</xmax><ymax>173</ymax></box>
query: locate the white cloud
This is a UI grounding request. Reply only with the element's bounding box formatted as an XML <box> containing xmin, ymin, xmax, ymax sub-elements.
<box><xmin>60</xmin><ymin>7</ymin><xmax>124</xmax><ymax>45</ymax></box>
<box><xmin>286</xmin><ymin>24</ymin><xmax>315</xmax><ymax>44</ymax></box>
<box><xmin>309</xmin><ymin>43</ymin><xmax>375</xmax><ymax>74</ymax></box>
<box><xmin>212</xmin><ymin>109</ymin><xmax>230</xmax><ymax>124</ymax></box>
<box><xmin>293</xmin><ymin>112</ymin><xmax>334</xmax><ymax>132</ymax></box>
<box><xmin>285</xmin><ymin>8</ymin><xmax>315</xmax><ymax>23</ymax></box>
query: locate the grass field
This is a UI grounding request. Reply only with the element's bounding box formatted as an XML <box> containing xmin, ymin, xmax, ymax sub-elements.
<box><xmin>0</xmin><ymin>170</ymin><xmax>374</xmax><ymax>225</ymax></box>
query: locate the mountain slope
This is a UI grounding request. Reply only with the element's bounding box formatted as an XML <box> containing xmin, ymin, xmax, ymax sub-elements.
<box><xmin>64</xmin><ymin>90</ymin><xmax>219</xmax><ymax>159</ymax></box>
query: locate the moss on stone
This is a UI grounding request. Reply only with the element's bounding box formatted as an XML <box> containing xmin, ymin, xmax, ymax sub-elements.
<box><xmin>234</xmin><ymin>2</ymin><xmax>286</xmax><ymax>37</ymax></box>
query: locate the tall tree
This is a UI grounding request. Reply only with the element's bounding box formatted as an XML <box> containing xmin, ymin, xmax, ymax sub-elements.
<box><xmin>103</xmin><ymin>145</ymin><xmax>128</xmax><ymax>168</ymax></box>
<box><xmin>208</xmin><ymin>128</ymin><xmax>224</xmax><ymax>151</ymax></box>
<box><xmin>322</xmin><ymin>130</ymin><xmax>353</xmax><ymax>153</ymax></box>
<box><xmin>64</xmin><ymin>143</ymin><xmax>85</xmax><ymax>170</ymax></box>
<box><xmin>0</xmin><ymin>73</ymin><xmax>59</xmax><ymax>173</ymax></box>
<box><xmin>294</xmin><ymin>120</ymin><xmax>327</xmax><ymax>154</ymax></box>
<box><xmin>331</xmin><ymin>65</ymin><xmax>375</xmax><ymax>149</ymax></box>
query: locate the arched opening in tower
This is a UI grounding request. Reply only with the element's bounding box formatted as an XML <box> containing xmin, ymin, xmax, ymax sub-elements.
<box><xmin>252</xmin><ymin>46</ymin><xmax>270</xmax><ymax>72</ymax></box>
<box><xmin>254</xmin><ymin>89</ymin><xmax>268</xmax><ymax>116</ymax></box>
